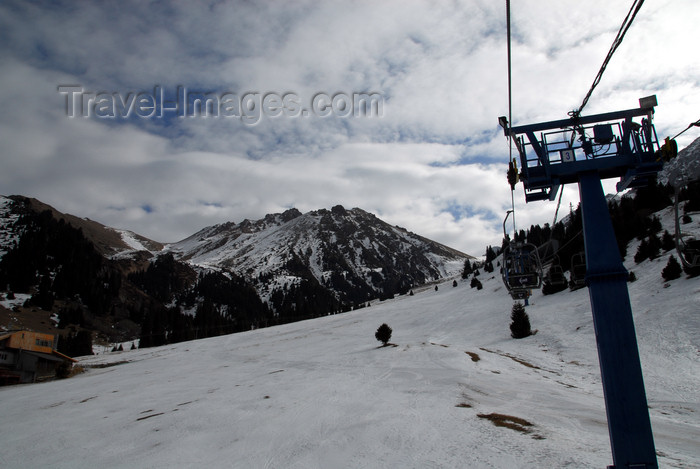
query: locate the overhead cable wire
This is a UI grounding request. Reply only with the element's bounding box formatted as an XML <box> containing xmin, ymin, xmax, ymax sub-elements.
<box><xmin>672</xmin><ymin>119</ymin><xmax>700</xmax><ymax>140</ymax></box>
<box><xmin>569</xmin><ymin>0</ymin><xmax>645</xmax><ymax>119</ymax></box>
<box><xmin>505</xmin><ymin>0</ymin><xmax>516</xmax><ymax>236</ymax></box>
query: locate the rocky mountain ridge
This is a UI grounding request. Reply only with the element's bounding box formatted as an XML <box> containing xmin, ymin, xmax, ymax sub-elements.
<box><xmin>0</xmin><ymin>196</ymin><xmax>472</xmax><ymax>349</ymax></box>
<box><xmin>166</xmin><ymin>205</ymin><xmax>471</xmax><ymax>305</ymax></box>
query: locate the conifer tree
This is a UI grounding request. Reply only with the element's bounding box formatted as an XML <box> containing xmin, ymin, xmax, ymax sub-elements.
<box><xmin>647</xmin><ymin>233</ymin><xmax>662</xmax><ymax>260</ymax></box>
<box><xmin>461</xmin><ymin>260</ymin><xmax>473</xmax><ymax>279</ymax></box>
<box><xmin>510</xmin><ymin>302</ymin><xmax>533</xmax><ymax>339</ymax></box>
<box><xmin>661</xmin><ymin>230</ymin><xmax>675</xmax><ymax>252</ymax></box>
<box><xmin>375</xmin><ymin>323</ymin><xmax>392</xmax><ymax>346</ymax></box>
<box><xmin>634</xmin><ymin>239</ymin><xmax>649</xmax><ymax>264</ymax></box>
<box><xmin>662</xmin><ymin>255</ymin><xmax>683</xmax><ymax>281</ymax></box>
<box><xmin>646</xmin><ymin>215</ymin><xmax>663</xmax><ymax>237</ymax></box>
<box><xmin>485</xmin><ymin>246</ymin><xmax>497</xmax><ymax>264</ymax></box>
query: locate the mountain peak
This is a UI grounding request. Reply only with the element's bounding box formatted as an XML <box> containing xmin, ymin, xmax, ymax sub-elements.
<box><xmin>167</xmin><ymin>206</ymin><xmax>472</xmax><ymax>306</ymax></box>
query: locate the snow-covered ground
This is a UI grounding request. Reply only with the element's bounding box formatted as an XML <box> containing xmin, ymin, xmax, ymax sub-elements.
<box><xmin>0</xmin><ymin>234</ymin><xmax>698</xmax><ymax>468</ymax></box>
<box><xmin>113</xmin><ymin>229</ymin><xmax>153</xmax><ymax>252</ymax></box>
<box><xmin>108</xmin><ymin>228</ymin><xmax>161</xmax><ymax>259</ymax></box>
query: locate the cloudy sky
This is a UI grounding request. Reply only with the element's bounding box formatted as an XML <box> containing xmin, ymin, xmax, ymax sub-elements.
<box><xmin>1</xmin><ymin>0</ymin><xmax>698</xmax><ymax>255</ymax></box>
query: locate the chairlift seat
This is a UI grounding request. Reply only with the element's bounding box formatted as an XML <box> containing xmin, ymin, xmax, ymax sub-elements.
<box><xmin>546</xmin><ymin>265</ymin><xmax>567</xmax><ymax>286</ymax></box>
<box><xmin>502</xmin><ymin>242</ymin><xmax>543</xmax><ymax>294</ymax></box>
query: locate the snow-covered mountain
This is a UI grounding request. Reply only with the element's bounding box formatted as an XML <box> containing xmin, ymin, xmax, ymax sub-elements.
<box><xmin>0</xmin><ymin>196</ymin><xmax>20</xmax><ymax>258</ymax></box>
<box><xmin>659</xmin><ymin>135</ymin><xmax>700</xmax><ymax>188</ymax></box>
<box><xmin>166</xmin><ymin>205</ymin><xmax>472</xmax><ymax>305</ymax></box>
<box><xmin>0</xmin><ymin>196</ymin><xmax>471</xmax><ymax>309</ymax></box>
<box><xmin>1</xmin><ymin>196</ymin><xmax>473</xmax><ymax>341</ymax></box>
<box><xmin>0</xmin><ymin>195</ymin><xmax>163</xmax><ymax>259</ymax></box>
<box><xmin>1</xmin><ymin>211</ymin><xmax>697</xmax><ymax>468</ymax></box>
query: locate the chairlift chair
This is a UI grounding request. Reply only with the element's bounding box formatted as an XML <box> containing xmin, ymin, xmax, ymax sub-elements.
<box><xmin>545</xmin><ymin>263</ymin><xmax>567</xmax><ymax>288</ymax></box>
<box><xmin>501</xmin><ymin>241</ymin><xmax>543</xmax><ymax>300</ymax></box>
<box><xmin>674</xmin><ymin>185</ymin><xmax>700</xmax><ymax>269</ymax></box>
<box><xmin>569</xmin><ymin>252</ymin><xmax>587</xmax><ymax>290</ymax></box>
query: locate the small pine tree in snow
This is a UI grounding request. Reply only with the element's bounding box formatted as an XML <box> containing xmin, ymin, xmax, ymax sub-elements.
<box><xmin>648</xmin><ymin>233</ymin><xmax>662</xmax><ymax>260</ymax></box>
<box><xmin>510</xmin><ymin>302</ymin><xmax>533</xmax><ymax>339</ymax></box>
<box><xmin>470</xmin><ymin>276</ymin><xmax>482</xmax><ymax>290</ymax></box>
<box><xmin>461</xmin><ymin>260</ymin><xmax>473</xmax><ymax>279</ymax></box>
<box><xmin>375</xmin><ymin>323</ymin><xmax>392</xmax><ymax>346</ymax></box>
<box><xmin>634</xmin><ymin>239</ymin><xmax>649</xmax><ymax>264</ymax></box>
<box><xmin>661</xmin><ymin>230</ymin><xmax>675</xmax><ymax>252</ymax></box>
<box><xmin>662</xmin><ymin>255</ymin><xmax>682</xmax><ymax>281</ymax></box>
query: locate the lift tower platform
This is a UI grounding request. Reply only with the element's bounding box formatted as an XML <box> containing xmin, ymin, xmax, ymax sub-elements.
<box><xmin>500</xmin><ymin>96</ymin><xmax>662</xmax><ymax>469</ymax></box>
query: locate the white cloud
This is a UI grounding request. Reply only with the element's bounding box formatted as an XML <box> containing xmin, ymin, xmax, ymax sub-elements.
<box><xmin>0</xmin><ymin>0</ymin><xmax>698</xmax><ymax>256</ymax></box>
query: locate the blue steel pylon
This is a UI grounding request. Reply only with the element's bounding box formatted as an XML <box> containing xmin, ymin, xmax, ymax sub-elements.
<box><xmin>500</xmin><ymin>96</ymin><xmax>664</xmax><ymax>468</ymax></box>
<box><xmin>579</xmin><ymin>171</ymin><xmax>656</xmax><ymax>468</ymax></box>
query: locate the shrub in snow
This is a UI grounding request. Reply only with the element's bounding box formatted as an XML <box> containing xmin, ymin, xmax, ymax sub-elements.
<box><xmin>510</xmin><ymin>302</ymin><xmax>533</xmax><ymax>339</ymax></box>
<box><xmin>375</xmin><ymin>323</ymin><xmax>392</xmax><ymax>346</ymax></box>
<box><xmin>662</xmin><ymin>255</ymin><xmax>683</xmax><ymax>281</ymax></box>
<box><xmin>470</xmin><ymin>276</ymin><xmax>482</xmax><ymax>290</ymax></box>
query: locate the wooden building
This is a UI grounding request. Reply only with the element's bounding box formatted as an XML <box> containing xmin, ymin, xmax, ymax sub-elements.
<box><xmin>0</xmin><ymin>331</ymin><xmax>77</xmax><ymax>385</ymax></box>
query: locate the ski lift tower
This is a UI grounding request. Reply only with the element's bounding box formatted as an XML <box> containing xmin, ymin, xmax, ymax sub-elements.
<box><xmin>500</xmin><ymin>95</ymin><xmax>664</xmax><ymax>469</ymax></box>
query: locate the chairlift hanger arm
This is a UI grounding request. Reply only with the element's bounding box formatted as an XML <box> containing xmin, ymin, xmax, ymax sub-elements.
<box><xmin>503</xmin><ymin>209</ymin><xmax>514</xmax><ymax>238</ymax></box>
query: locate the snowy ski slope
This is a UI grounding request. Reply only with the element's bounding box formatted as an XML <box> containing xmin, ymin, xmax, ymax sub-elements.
<box><xmin>0</xmin><ymin>215</ymin><xmax>698</xmax><ymax>468</ymax></box>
